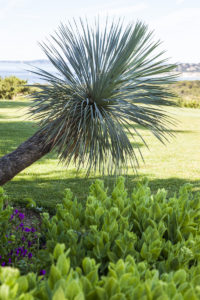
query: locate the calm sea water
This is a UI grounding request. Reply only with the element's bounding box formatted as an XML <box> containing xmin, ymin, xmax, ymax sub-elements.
<box><xmin>0</xmin><ymin>61</ymin><xmax>57</xmax><ymax>83</ymax></box>
<box><xmin>0</xmin><ymin>61</ymin><xmax>200</xmax><ymax>83</ymax></box>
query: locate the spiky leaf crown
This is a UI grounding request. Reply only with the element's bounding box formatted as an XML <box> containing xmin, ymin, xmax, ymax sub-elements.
<box><xmin>30</xmin><ymin>19</ymin><xmax>177</xmax><ymax>175</ymax></box>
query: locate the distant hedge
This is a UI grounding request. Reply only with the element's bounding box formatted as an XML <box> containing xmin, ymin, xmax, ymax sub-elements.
<box><xmin>1</xmin><ymin>76</ymin><xmax>200</xmax><ymax>109</ymax></box>
<box><xmin>0</xmin><ymin>76</ymin><xmax>33</xmax><ymax>99</ymax></box>
<box><xmin>172</xmin><ymin>80</ymin><xmax>200</xmax><ymax>108</ymax></box>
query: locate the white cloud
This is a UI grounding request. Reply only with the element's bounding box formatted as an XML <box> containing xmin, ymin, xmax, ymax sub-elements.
<box><xmin>151</xmin><ymin>7</ymin><xmax>200</xmax><ymax>29</ymax></box>
<box><xmin>0</xmin><ymin>0</ymin><xmax>16</xmax><ymax>18</ymax></box>
<box><xmin>0</xmin><ymin>0</ymin><xmax>31</xmax><ymax>19</ymax></box>
<box><xmin>149</xmin><ymin>7</ymin><xmax>200</xmax><ymax>63</ymax></box>
<box><xmin>100</xmin><ymin>2</ymin><xmax>148</xmax><ymax>16</ymax></box>
<box><xmin>77</xmin><ymin>1</ymin><xmax>148</xmax><ymax>18</ymax></box>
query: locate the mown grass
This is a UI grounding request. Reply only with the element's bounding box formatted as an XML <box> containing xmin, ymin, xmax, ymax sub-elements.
<box><xmin>0</xmin><ymin>98</ymin><xmax>200</xmax><ymax>212</ymax></box>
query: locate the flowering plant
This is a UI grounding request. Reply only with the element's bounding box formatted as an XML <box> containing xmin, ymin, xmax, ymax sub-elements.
<box><xmin>0</xmin><ymin>188</ymin><xmax>42</xmax><ymax>274</ymax></box>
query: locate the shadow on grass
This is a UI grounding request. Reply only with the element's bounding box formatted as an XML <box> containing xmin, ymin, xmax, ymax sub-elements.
<box><xmin>5</xmin><ymin>173</ymin><xmax>200</xmax><ymax>213</ymax></box>
<box><xmin>0</xmin><ymin>100</ymin><xmax>30</xmax><ymax>109</ymax></box>
<box><xmin>162</xmin><ymin>129</ymin><xmax>194</xmax><ymax>134</ymax></box>
<box><xmin>124</xmin><ymin>123</ymin><xmax>194</xmax><ymax>135</ymax></box>
<box><xmin>147</xmin><ymin>177</ymin><xmax>200</xmax><ymax>194</ymax></box>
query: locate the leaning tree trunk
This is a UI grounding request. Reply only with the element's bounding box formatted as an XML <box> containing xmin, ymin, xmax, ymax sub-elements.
<box><xmin>0</xmin><ymin>131</ymin><xmax>52</xmax><ymax>186</ymax></box>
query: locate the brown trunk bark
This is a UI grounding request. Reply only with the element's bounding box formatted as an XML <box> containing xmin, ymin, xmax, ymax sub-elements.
<box><xmin>0</xmin><ymin>131</ymin><xmax>52</xmax><ymax>186</ymax></box>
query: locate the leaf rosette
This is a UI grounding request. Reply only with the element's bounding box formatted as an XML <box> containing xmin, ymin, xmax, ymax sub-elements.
<box><xmin>30</xmin><ymin>18</ymin><xmax>177</xmax><ymax>175</ymax></box>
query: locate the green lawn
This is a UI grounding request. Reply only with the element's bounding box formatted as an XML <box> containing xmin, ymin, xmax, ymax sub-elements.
<box><xmin>0</xmin><ymin>98</ymin><xmax>200</xmax><ymax>211</ymax></box>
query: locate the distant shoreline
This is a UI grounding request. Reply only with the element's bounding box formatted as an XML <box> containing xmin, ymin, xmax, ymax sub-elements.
<box><xmin>178</xmin><ymin>72</ymin><xmax>200</xmax><ymax>78</ymax></box>
<box><xmin>172</xmin><ymin>72</ymin><xmax>200</xmax><ymax>81</ymax></box>
<box><xmin>0</xmin><ymin>61</ymin><xmax>200</xmax><ymax>83</ymax></box>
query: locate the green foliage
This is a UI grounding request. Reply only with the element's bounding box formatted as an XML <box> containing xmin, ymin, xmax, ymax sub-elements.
<box><xmin>30</xmin><ymin>18</ymin><xmax>177</xmax><ymax>175</ymax></box>
<box><xmin>0</xmin><ymin>76</ymin><xmax>32</xmax><ymax>100</ymax></box>
<box><xmin>1</xmin><ymin>179</ymin><xmax>200</xmax><ymax>298</ymax></box>
<box><xmin>0</xmin><ymin>189</ymin><xmax>41</xmax><ymax>274</ymax></box>
<box><xmin>40</xmin><ymin>177</ymin><xmax>200</xmax><ymax>277</ymax></box>
<box><xmin>1</xmin><ymin>244</ymin><xmax>200</xmax><ymax>299</ymax></box>
<box><xmin>171</xmin><ymin>80</ymin><xmax>200</xmax><ymax>108</ymax></box>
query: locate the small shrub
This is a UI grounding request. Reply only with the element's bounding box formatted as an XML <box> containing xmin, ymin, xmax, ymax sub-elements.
<box><xmin>177</xmin><ymin>97</ymin><xmax>200</xmax><ymax>108</ymax></box>
<box><xmin>0</xmin><ymin>76</ymin><xmax>33</xmax><ymax>99</ymax></box>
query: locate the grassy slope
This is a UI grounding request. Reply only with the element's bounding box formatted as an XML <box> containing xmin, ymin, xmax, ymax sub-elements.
<box><xmin>0</xmin><ymin>98</ymin><xmax>200</xmax><ymax>211</ymax></box>
<box><xmin>172</xmin><ymin>80</ymin><xmax>200</xmax><ymax>108</ymax></box>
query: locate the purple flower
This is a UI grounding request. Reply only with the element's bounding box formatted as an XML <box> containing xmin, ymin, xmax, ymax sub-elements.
<box><xmin>1</xmin><ymin>262</ymin><xmax>6</xmax><ymax>266</ymax></box>
<box><xmin>25</xmin><ymin>228</ymin><xmax>31</xmax><ymax>232</ymax></box>
<box><xmin>16</xmin><ymin>250</ymin><xmax>20</xmax><ymax>256</ymax></box>
<box><xmin>8</xmin><ymin>258</ymin><xmax>12</xmax><ymax>264</ymax></box>
<box><xmin>21</xmin><ymin>236</ymin><xmax>26</xmax><ymax>242</ymax></box>
<box><xmin>18</xmin><ymin>248</ymin><xmax>23</xmax><ymax>255</ymax></box>
<box><xmin>14</xmin><ymin>209</ymin><xmax>19</xmax><ymax>215</ymax></box>
<box><xmin>18</xmin><ymin>213</ymin><xmax>24</xmax><ymax>220</ymax></box>
<box><xmin>28</xmin><ymin>241</ymin><xmax>32</xmax><ymax>247</ymax></box>
<box><xmin>23</xmin><ymin>249</ymin><xmax>28</xmax><ymax>257</ymax></box>
<box><xmin>10</xmin><ymin>214</ymin><xmax>14</xmax><ymax>220</ymax></box>
<box><xmin>0</xmin><ymin>256</ymin><xmax>1</xmax><ymax>259</ymax></box>
<box><xmin>31</xmin><ymin>227</ymin><xmax>36</xmax><ymax>233</ymax></box>
<box><xmin>19</xmin><ymin>223</ymin><xmax>24</xmax><ymax>231</ymax></box>
<box><xmin>28</xmin><ymin>253</ymin><xmax>32</xmax><ymax>259</ymax></box>
<box><xmin>40</xmin><ymin>269</ymin><xmax>46</xmax><ymax>275</ymax></box>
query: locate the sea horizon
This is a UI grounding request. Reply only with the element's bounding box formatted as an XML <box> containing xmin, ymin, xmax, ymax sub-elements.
<box><xmin>0</xmin><ymin>60</ymin><xmax>200</xmax><ymax>83</ymax></box>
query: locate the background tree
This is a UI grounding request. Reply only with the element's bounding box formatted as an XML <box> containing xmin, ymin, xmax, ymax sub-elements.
<box><xmin>0</xmin><ymin>19</ymin><xmax>177</xmax><ymax>185</ymax></box>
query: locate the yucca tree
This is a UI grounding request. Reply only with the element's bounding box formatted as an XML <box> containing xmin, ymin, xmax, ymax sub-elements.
<box><xmin>0</xmin><ymin>19</ymin><xmax>177</xmax><ymax>185</ymax></box>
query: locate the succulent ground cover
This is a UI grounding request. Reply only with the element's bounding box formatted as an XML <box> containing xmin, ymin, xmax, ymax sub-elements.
<box><xmin>1</xmin><ymin>178</ymin><xmax>200</xmax><ymax>299</ymax></box>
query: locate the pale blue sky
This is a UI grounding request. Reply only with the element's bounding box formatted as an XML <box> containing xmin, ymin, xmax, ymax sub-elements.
<box><xmin>0</xmin><ymin>0</ymin><xmax>199</xmax><ymax>62</ymax></box>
